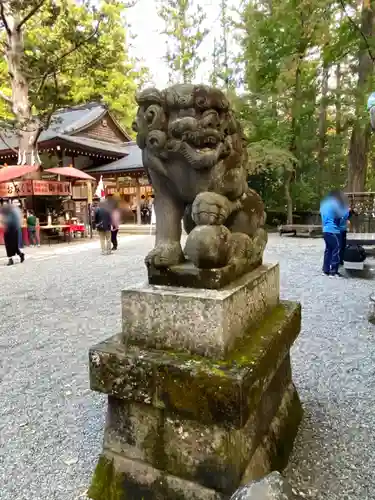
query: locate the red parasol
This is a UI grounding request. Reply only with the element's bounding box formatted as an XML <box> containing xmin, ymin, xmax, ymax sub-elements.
<box><xmin>45</xmin><ymin>166</ymin><xmax>95</xmax><ymax>181</ymax></box>
<box><xmin>0</xmin><ymin>164</ymin><xmax>39</xmax><ymax>183</ymax></box>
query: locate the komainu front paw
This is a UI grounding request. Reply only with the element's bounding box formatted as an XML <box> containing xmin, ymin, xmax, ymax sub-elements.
<box><xmin>145</xmin><ymin>242</ymin><xmax>184</xmax><ymax>269</ymax></box>
<box><xmin>192</xmin><ymin>192</ymin><xmax>231</xmax><ymax>226</ymax></box>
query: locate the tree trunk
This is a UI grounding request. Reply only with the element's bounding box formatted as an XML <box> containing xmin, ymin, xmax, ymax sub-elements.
<box><xmin>335</xmin><ymin>63</ymin><xmax>341</xmax><ymax>136</ymax></box>
<box><xmin>288</xmin><ymin>39</ymin><xmax>306</xmax><ymax>224</ymax></box>
<box><xmin>220</xmin><ymin>0</ymin><xmax>230</xmax><ymax>90</ymax></box>
<box><xmin>347</xmin><ymin>0</ymin><xmax>375</xmax><ymax>192</ymax></box>
<box><xmin>285</xmin><ymin>169</ymin><xmax>293</xmax><ymax>225</ymax></box>
<box><xmin>348</xmin><ymin>122</ymin><xmax>371</xmax><ymax>191</ymax></box>
<box><xmin>1</xmin><ymin>2</ymin><xmax>41</xmax><ymax>165</ymax></box>
<box><xmin>317</xmin><ymin>63</ymin><xmax>329</xmax><ymax>196</ymax></box>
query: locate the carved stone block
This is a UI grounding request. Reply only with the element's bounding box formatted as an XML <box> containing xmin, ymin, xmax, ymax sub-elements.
<box><xmin>148</xmin><ymin>259</ymin><xmax>262</xmax><ymax>290</ymax></box>
<box><xmin>121</xmin><ymin>263</ymin><xmax>280</xmax><ymax>359</ymax></box>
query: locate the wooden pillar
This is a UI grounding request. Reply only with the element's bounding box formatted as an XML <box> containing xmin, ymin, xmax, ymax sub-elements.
<box><xmin>135</xmin><ymin>177</ymin><xmax>141</xmax><ymax>225</ymax></box>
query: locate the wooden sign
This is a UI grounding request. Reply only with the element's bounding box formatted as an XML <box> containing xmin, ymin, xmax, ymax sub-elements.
<box><xmin>87</xmin><ymin>181</ymin><xmax>93</xmax><ymax>204</ymax></box>
<box><xmin>32</xmin><ymin>180</ymin><xmax>71</xmax><ymax>196</ymax></box>
<box><xmin>0</xmin><ymin>180</ymin><xmax>72</xmax><ymax>198</ymax></box>
<box><xmin>0</xmin><ymin>180</ymin><xmax>33</xmax><ymax>198</ymax></box>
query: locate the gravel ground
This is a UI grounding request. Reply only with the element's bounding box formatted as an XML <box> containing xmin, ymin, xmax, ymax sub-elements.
<box><xmin>0</xmin><ymin>234</ymin><xmax>374</xmax><ymax>499</ymax></box>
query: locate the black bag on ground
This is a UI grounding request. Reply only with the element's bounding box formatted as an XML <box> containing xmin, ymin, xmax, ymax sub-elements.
<box><xmin>343</xmin><ymin>244</ymin><xmax>366</xmax><ymax>263</ymax></box>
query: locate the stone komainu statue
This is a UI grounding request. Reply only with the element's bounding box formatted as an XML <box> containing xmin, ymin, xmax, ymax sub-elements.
<box><xmin>133</xmin><ymin>83</ymin><xmax>267</xmax><ymax>274</ymax></box>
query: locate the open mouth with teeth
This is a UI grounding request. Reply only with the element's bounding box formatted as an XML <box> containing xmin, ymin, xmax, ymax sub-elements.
<box><xmin>166</xmin><ymin>122</ymin><xmax>232</xmax><ymax>169</ymax></box>
<box><xmin>182</xmin><ymin>128</ymin><xmax>223</xmax><ymax>152</ymax></box>
<box><xmin>176</xmin><ymin>135</ymin><xmax>231</xmax><ymax>171</ymax></box>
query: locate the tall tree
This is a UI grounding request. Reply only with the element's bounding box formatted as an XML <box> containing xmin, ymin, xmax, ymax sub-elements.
<box><xmin>0</xmin><ymin>0</ymin><xmax>142</xmax><ymax>164</ymax></box>
<box><xmin>209</xmin><ymin>0</ymin><xmax>233</xmax><ymax>90</ymax></box>
<box><xmin>158</xmin><ymin>0</ymin><xmax>208</xmax><ymax>83</ymax></box>
<box><xmin>345</xmin><ymin>0</ymin><xmax>375</xmax><ymax>192</ymax></box>
<box><xmin>317</xmin><ymin>61</ymin><xmax>329</xmax><ymax>197</ymax></box>
<box><xmin>239</xmin><ymin>0</ymin><xmax>328</xmax><ymax>220</ymax></box>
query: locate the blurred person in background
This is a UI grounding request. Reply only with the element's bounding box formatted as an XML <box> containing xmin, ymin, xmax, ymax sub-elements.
<box><xmin>94</xmin><ymin>200</ymin><xmax>112</xmax><ymax>255</ymax></box>
<box><xmin>110</xmin><ymin>200</ymin><xmax>121</xmax><ymax>251</ymax></box>
<box><xmin>11</xmin><ymin>203</ymin><xmax>23</xmax><ymax>249</ymax></box>
<box><xmin>320</xmin><ymin>190</ymin><xmax>349</xmax><ymax>277</ymax></box>
<box><xmin>1</xmin><ymin>204</ymin><xmax>25</xmax><ymax>266</ymax></box>
<box><xmin>27</xmin><ymin>209</ymin><xmax>39</xmax><ymax>247</ymax></box>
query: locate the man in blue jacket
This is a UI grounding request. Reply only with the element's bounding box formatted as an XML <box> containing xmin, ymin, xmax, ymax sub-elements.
<box><xmin>320</xmin><ymin>191</ymin><xmax>349</xmax><ymax>276</ymax></box>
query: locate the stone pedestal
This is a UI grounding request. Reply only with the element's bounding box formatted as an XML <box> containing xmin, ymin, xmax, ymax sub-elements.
<box><xmin>122</xmin><ymin>264</ymin><xmax>279</xmax><ymax>358</ymax></box>
<box><xmin>88</xmin><ymin>264</ymin><xmax>302</xmax><ymax>500</ymax></box>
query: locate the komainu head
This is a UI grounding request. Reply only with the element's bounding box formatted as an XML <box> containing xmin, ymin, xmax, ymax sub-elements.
<box><xmin>133</xmin><ymin>83</ymin><xmax>245</xmax><ymax>173</ymax></box>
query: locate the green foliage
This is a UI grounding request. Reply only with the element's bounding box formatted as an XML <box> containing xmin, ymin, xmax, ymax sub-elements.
<box><xmin>209</xmin><ymin>0</ymin><xmax>235</xmax><ymax>90</ymax></box>
<box><xmin>158</xmin><ymin>0</ymin><xmax>208</xmax><ymax>84</ymax></box>
<box><xmin>247</xmin><ymin>140</ymin><xmax>297</xmax><ymax>212</ymax></box>
<box><xmin>0</xmin><ymin>0</ymin><xmax>145</xmax><ymax>130</ymax></box>
<box><xmin>237</xmin><ymin>0</ymin><xmax>374</xmax><ymax>216</ymax></box>
<box><xmin>247</xmin><ymin>140</ymin><xmax>297</xmax><ymax>175</ymax></box>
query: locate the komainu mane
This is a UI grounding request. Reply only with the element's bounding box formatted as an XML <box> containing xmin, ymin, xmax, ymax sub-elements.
<box><xmin>133</xmin><ymin>83</ymin><xmax>267</xmax><ymax>277</ymax></box>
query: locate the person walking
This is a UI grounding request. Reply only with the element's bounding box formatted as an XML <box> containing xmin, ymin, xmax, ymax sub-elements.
<box><xmin>320</xmin><ymin>191</ymin><xmax>348</xmax><ymax>277</ymax></box>
<box><xmin>94</xmin><ymin>201</ymin><xmax>112</xmax><ymax>255</ymax></box>
<box><xmin>27</xmin><ymin>210</ymin><xmax>39</xmax><ymax>247</ymax></box>
<box><xmin>111</xmin><ymin>202</ymin><xmax>121</xmax><ymax>251</ymax></box>
<box><xmin>1</xmin><ymin>205</ymin><xmax>25</xmax><ymax>266</ymax></box>
<box><xmin>11</xmin><ymin>204</ymin><xmax>23</xmax><ymax>249</ymax></box>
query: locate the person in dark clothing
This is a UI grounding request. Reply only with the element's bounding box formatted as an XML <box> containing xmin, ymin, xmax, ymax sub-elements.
<box><xmin>110</xmin><ymin>203</ymin><xmax>121</xmax><ymax>251</ymax></box>
<box><xmin>1</xmin><ymin>205</ymin><xmax>25</xmax><ymax>266</ymax></box>
<box><xmin>27</xmin><ymin>209</ymin><xmax>39</xmax><ymax>247</ymax></box>
<box><xmin>140</xmin><ymin>195</ymin><xmax>150</xmax><ymax>224</ymax></box>
<box><xmin>94</xmin><ymin>201</ymin><xmax>112</xmax><ymax>255</ymax></box>
<box><xmin>320</xmin><ymin>190</ymin><xmax>348</xmax><ymax>276</ymax></box>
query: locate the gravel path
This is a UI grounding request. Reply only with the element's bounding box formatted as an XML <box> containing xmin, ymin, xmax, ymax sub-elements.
<box><xmin>0</xmin><ymin>234</ymin><xmax>374</xmax><ymax>499</ymax></box>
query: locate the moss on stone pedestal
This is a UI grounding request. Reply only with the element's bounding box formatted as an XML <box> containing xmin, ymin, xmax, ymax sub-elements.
<box><xmin>270</xmin><ymin>388</ymin><xmax>303</xmax><ymax>472</ymax></box>
<box><xmin>88</xmin><ymin>454</ymin><xmax>225</xmax><ymax>500</ymax></box>
<box><xmin>101</xmin><ymin>355</ymin><xmax>294</xmax><ymax>495</ymax></box>
<box><xmin>89</xmin><ymin>301</ymin><xmax>301</xmax><ymax>428</ymax></box>
<box><xmin>88</xmin><ymin>456</ymin><xmax>124</xmax><ymax>500</ymax></box>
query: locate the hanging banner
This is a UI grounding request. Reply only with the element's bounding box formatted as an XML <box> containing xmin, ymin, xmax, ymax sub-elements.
<box><xmin>0</xmin><ymin>180</ymin><xmax>33</xmax><ymax>198</ymax></box>
<box><xmin>87</xmin><ymin>181</ymin><xmax>93</xmax><ymax>204</ymax></box>
<box><xmin>0</xmin><ymin>180</ymin><xmax>71</xmax><ymax>197</ymax></box>
<box><xmin>95</xmin><ymin>176</ymin><xmax>105</xmax><ymax>199</ymax></box>
<box><xmin>32</xmin><ymin>180</ymin><xmax>71</xmax><ymax>196</ymax></box>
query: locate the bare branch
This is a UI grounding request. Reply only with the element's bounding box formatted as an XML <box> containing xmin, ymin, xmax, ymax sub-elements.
<box><xmin>0</xmin><ymin>2</ymin><xmax>11</xmax><ymax>35</ymax></box>
<box><xmin>339</xmin><ymin>0</ymin><xmax>375</xmax><ymax>62</ymax></box>
<box><xmin>53</xmin><ymin>18</ymin><xmax>102</xmax><ymax>68</ymax></box>
<box><xmin>17</xmin><ymin>0</ymin><xmax>47</xmax><ymax>30</ymax></box>
<box><xmin>42</xmin><ymin>72</ymin><xmax>59</xmax><ymax>130</ymax></box>
<box><xmin>35</xmin><ymin>17</ymin><xmax>102</xmax><ymax>92</ymax></box>
<box><xmin>122</xmin><ymin>0</ymin><xmax>138</xmax><ymax>7</ymax></box>
<box><xmin>0</xmin><ymin>89</ymin><xmax>11</xmax><ymax>104</ymax></box>
<box><xmin>0</xmin><ymin>129</ymin><xmax>18</xmax><ymax>154</ymax></box>
<box><xmin>36</xmin><ymin>72</ymin><xmax>49</xmax><ymax>95</ymax></box>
